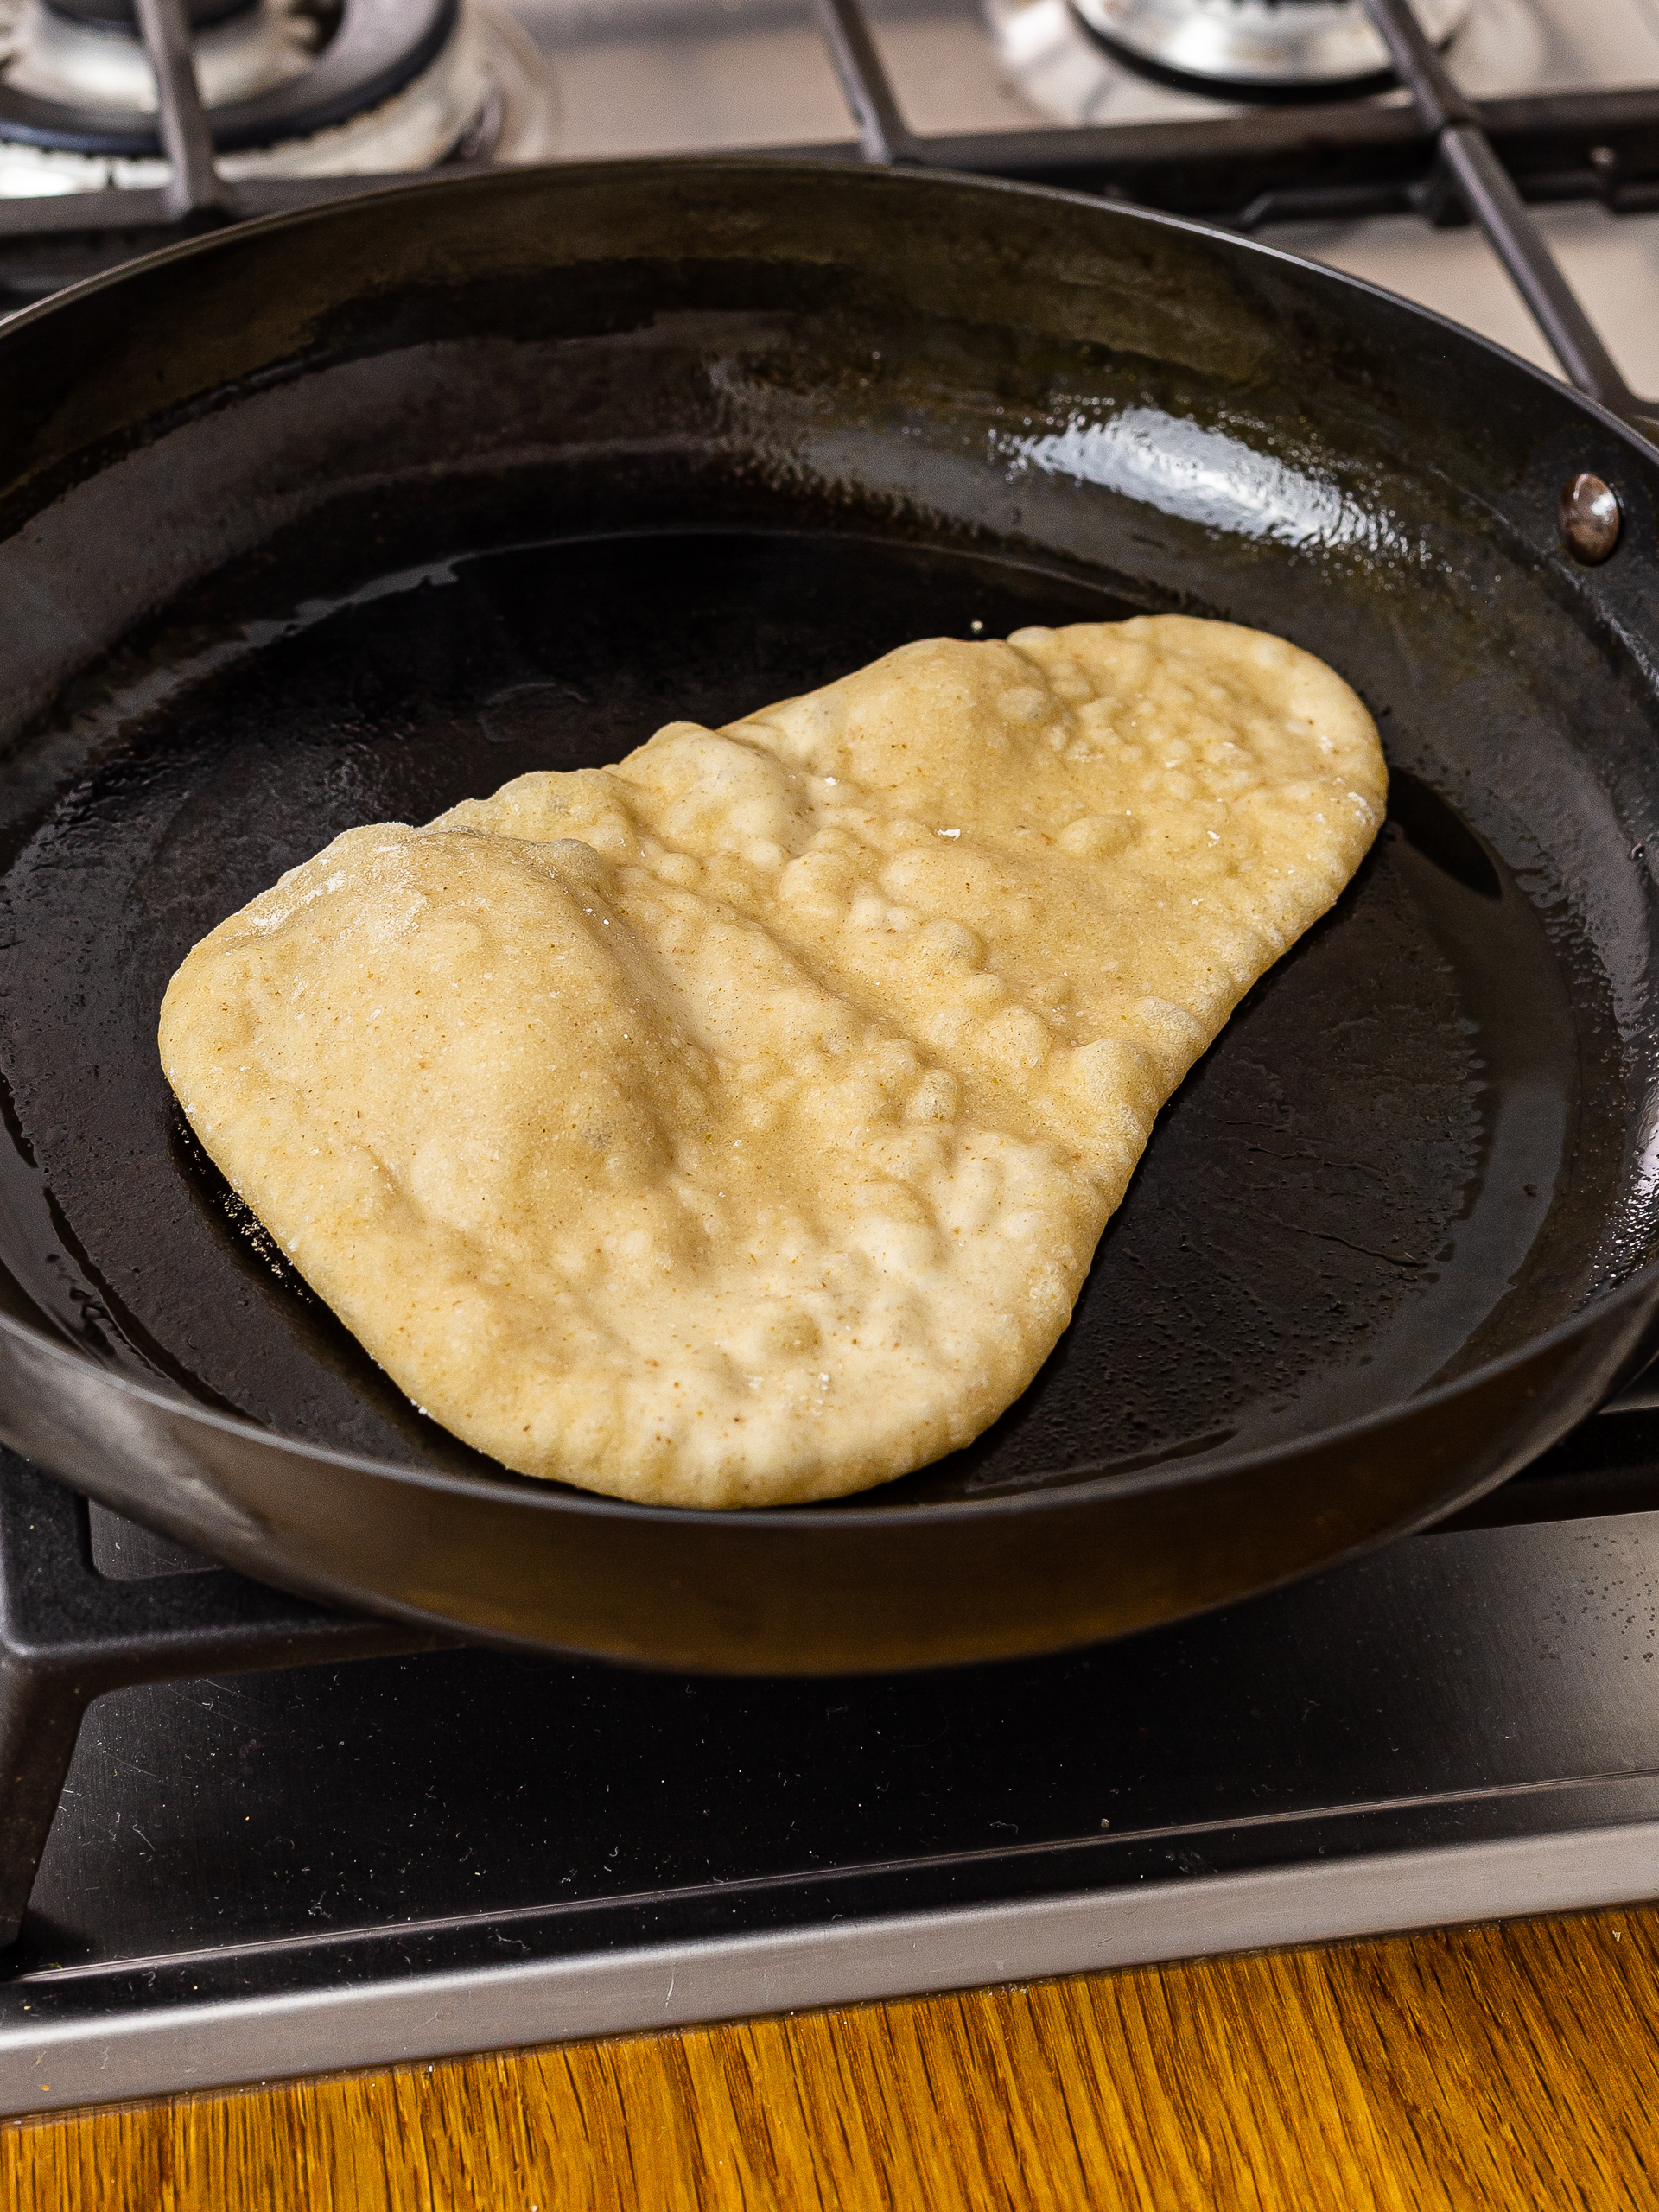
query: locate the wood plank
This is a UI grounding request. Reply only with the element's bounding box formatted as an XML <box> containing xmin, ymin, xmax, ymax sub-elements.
<box><xmin>6</xmin><ymin>1904</ymin><xmax>1659</xmax><ymax>2208</ymax></box>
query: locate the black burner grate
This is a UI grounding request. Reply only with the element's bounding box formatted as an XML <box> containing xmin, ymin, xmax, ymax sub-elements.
<box><xmin>0</xmin><ymin>1452</ymin><xmax>446</xmax><ymax>1949</ymax></box>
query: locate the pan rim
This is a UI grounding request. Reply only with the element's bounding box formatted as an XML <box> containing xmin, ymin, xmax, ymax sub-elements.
<box><xmin>5</xmin><ymin>1248</ymin><xmax>1654</xmax><ymax>1529</ymax></box>
<box><xmin>3</xmin><ymin>153</ymin><xmax>1656</xmax><ymax>1529</ymax></box>
<box><xmin>0</xmin><ymin>151</ymin><xmax>1654</xmax><ymax>470</ymax></box>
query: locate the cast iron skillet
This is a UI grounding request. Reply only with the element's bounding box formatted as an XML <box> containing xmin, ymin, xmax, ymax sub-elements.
<box><xmin>0</xmin><ymin>159</ymin><xmax>1657</xmax><ymax>1672</ymax></box>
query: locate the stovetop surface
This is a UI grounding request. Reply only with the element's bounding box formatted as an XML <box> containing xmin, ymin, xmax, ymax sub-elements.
<box><xmin>27</xmin><ymin>1497</ymin><xmax>1659</xmax><ymax>1982</ymax></box>
<box><xmin>19</xmin><ymin>1414</ymin><xmax>1659</xmax><ymax>1976</ymax></box>
<box><xmin>6</xmin><ymin>1404</ymin><xmax>1659</xmax><ymax>2108</ymax></box>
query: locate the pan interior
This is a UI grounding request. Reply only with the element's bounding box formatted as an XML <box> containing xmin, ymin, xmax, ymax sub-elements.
<box><xmin>0</xmin><ymin>529</ymin><xmax>1622</xmax><ymax>1509</ymax></box>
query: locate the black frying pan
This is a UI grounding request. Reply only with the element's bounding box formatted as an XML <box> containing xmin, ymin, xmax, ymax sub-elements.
<box><xmin>0</xmin><ymin>158</ymin><xmax>1656</xmax><ymax>1672</ymax></box>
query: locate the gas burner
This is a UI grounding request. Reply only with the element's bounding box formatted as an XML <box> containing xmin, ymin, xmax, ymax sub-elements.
<box><xmin>986</xmin><ymin>0</ymin><xmax>1513</xmax><ymax>127</ymax></box>
<box><xmin>1066</xmin><ymin>0</ymin><xmax>1471</xmax><ymax>103</ymax></box>
<box><xmin>0</xmin><ymin>0</ymin><xmax>556</xmax><ymax>194</ymax></box>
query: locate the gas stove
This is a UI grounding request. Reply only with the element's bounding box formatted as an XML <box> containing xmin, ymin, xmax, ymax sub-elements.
<box><xmin>4</xmin><ymin>0</ymin><xmax>1659</xmax><ymax>2121</ymax></box>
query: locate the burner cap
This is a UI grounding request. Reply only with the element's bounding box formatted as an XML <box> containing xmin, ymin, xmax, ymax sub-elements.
<box><xmin>1068</xmin><ymin>0</ymin><xmax>1471</xmax><ymax>102</ymax></box>
<box><xmin>42</xmin><ymin>0</ymin><xmax>256</xmax><ymax>33</ymax></box>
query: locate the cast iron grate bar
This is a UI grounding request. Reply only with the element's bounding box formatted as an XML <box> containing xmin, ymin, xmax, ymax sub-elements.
<box><xmin>0</xmin><ymin>1453</ymin><xmax>450</xmax><ymax>1949</ymax></box>
<box><xmin>132</xmin><ymin>0</ymin><xmax>229</xmax><ymax>220</ymax></box>
<box><xmin>1358</xmin><ymin>0</ymin><xmax>1657</xmax><ymax>436</ymax></box>
<box><xmin>810</xmin><ymin>0</ymin><xmax>922</xmax><ymax>167</ymax></box>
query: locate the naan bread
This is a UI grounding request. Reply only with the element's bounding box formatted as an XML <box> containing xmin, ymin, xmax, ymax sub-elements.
<box><xmin>159</xmin><ymin>617</ymin><xmax>1385</xmax><ymax>1507</ymax></box>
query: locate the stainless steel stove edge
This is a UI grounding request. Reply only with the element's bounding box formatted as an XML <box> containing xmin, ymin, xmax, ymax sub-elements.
<box><xmin>5</xmin><ymin>1814</ymin><xmax>1657</xmax><ymax>2119</ymax></box>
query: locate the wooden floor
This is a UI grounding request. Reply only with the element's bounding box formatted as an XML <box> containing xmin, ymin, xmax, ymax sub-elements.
<box><xmin>7</xmin><ymin>1904</ymin><xmax>1659</xmax><ymax>2209</ymax></box>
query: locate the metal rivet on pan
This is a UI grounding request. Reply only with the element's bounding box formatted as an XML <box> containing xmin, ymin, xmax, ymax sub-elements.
<box><xmin>1560</xmin><ymin>472</ymin><xmax>1622</xmax><ymax>564</ymax></box>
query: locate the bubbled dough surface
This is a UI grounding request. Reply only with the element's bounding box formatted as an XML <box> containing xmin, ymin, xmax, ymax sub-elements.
<box><xmin>158</xmin><ymin>617</ymin><xmax>1386</xmax><ymax>1509</ymax></box>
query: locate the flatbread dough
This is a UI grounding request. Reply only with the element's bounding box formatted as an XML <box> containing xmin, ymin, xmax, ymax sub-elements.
<box><xmin>159</xmin><ymin>617</ymin><xmax>1386</xmax><ymax>1507</ymax></box>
